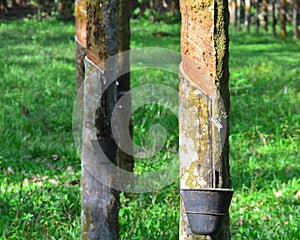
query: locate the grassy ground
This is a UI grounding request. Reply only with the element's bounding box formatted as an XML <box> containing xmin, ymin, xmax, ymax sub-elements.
<box><xmin>0</xmin><ymin>19</ymin><xmax>299</xmax><ymax>239</ymax></box>
<box><xmin>229</xmin><ymin>30</ymin><xmax>300</xmax><ymax>239</ymax></box>
<box><xmin>0</xmin><ymin>20</ymin><xmax>80</xmax><ymax>239</ymax></box>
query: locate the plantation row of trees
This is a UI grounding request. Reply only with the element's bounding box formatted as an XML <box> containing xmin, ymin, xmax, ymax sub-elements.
<box><xmin>1</xmin><ymin>0</ymin><xmax>298</xmax><ymax>39</ymax></box>
<box><xmin>0</xmin><ymin>0</ymin><xmax>180</xmax><ymax>21</ymax></box>
<box><xmin>0</xmin><ymin>0</ymin><xmax>74</xmax><ymax>20</ymax></box>
<box><xmin>229</xmin><ymin>0</ymin><xmax>299</xmax><ymax>40</ymax></box>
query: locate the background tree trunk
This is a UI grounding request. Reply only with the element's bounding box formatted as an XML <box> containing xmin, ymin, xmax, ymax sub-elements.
<box><xmin>229</xmin><ymin>0</ymin><xmax>237</xmax><ymax>29</ymax></box>
<box><xmin>12</xmin><ymin>0</ymin><xmax>21</xmax><ymax>6</ymax></box>
<box><xmin>57</xmin><ymin>0</ymin><xmax>73</xmax><ymax>21</ymax></box>
<box><xmin>179</xmin><ymin>0</ymin><xmax>231</xmax><ymax>238</ymax></box>
<box><xmin>171</xmin><ymin>0</ymin><xmax>179</xmax><ymax>16</ymax></box>
<box><xmin>272</xmin><ymin>0</ymin><xmax>277</xmax><ymax>37</ymax></box>
<box><xmin>262</xmin><ymin>0</ymin><xmax>268</xmax><ymax>32</ymax></box>
<box><xmin>37</xmin><ymin>0</ymin><xmax>45</xmax><ymax>21</ymax></box>
<box><xmin>255</xmin><ymin>0</ymin><xmax>260</xmax><ymax>33</ymax></box>
<box><xmin>236</xmin><ymin>0</ymin><xmax>241</xmax><ymax>30</ymax></box>
<box><xmin>280</xmin><ymin>0</ymin><xmax>287</xmax><ymax>40</ymax></box>
<box><xmin>292</xmin><ymin>0</ymin><xmax>299</xmax><ymax>40</ymax></box>
<box><xmin>245</xmin><ymin>0</ymin><xmax>251</xmax><ymax>32</ymax></box>
<box><xmin>0</xmin><ymin>0</ymin><xmax>8</xmax><ymax>11</ymax></box>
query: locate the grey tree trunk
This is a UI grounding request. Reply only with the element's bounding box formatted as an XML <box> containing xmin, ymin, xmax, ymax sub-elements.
<box><xmin>179</xmin><ymin>0</ymin><xmax>231</xmax><ymax>239</ymax></box>
<box><xmin>81</xmin><ymin>0</ymin><xmax>120</xmax><ymax>239</ymax></box>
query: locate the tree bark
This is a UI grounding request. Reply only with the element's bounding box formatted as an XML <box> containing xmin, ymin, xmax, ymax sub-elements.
<box><xmin>117</xmin><ymin>0</ymin><xmax>134</xmax><ymax>190</ymax></box>
<box><xmin>236</xmin><ymin>0</ymin><xmax>241</xmax><ymax>30</ymax></box>
<box><xmin>58</xmin><ymin>0</ymin><xmax>74</xmax><ymax>21</ymax></box>
<box><xmin>293</xmin><ymin>0</ymin><xmax>299</xmax><ymax>40</ymax></box>
<box><xmin>262</xmin><ymin>0</ymin><xmax>268</xmax><ymax>32</ymax></box>
<box><xmin>75</xmin><ymin>0</ymin><xmax>86</xmax><ymax>111</ymax></box>
<box><xmin>280</xmin><ymin>0</ymin><xmax>287</xmax><ymax>40</ymax></box>
<box><xmin>245</xmin><ymin>0</ymin><xmax>251</xmax><ymax>33</ymax></box>
<box><xmin>255</xmin><ymin>0</ymin><xmax>260</xmax><ymax>34</ymax></box>
<box><xmin>81</xmin><ymin>0</ymin><xmax>120</xmax><ymax>239</ymax></box>
<box><xmin>179</xmin><ymin>0</ymin><xmax>231</xmax><ymax>239</ymax></box>
<box><xmin>171</xmin><ymin>0</ymin><xmax>179</xmax><ymax>16</ymax></box>
<box><xmin>0</xmin><ymin>0</ymin><xmax>8</xmax><ymax>12</ymax></box>
<box><xmin>272</xmin><ymin>0</ymin><xmax>277</xmax><ymax>37</ymax></box>
<box><xmin>229</xmin><ymin>0</ymin><xmax>237</xmax><ymax>29</ymax></box>
<box><xmin>12</xmin><ymin>0</ymin><xmax>22</xmax><ymax>6</ymax></box>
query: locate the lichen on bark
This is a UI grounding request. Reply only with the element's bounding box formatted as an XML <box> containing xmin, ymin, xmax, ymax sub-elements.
<box><xmin>179</xmin><ymin>0</ymin><xmax>230</xmax><ymax>239</ymax></box>
<box><xmin>81</xmin><ymin>1</ymin><xmax>120</xmax><ymax>239</ymax></box>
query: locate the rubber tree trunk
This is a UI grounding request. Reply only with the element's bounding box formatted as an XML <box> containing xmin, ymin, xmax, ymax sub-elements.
<box><xmin>255</xmin><ymin>0</ymin><xmax>260</xmax><ymax>34</ymax></box>
<box><xmin>236</xmin><ymin>0</ymin><xmax>241</xmax><ymax>30</ymax></box>
<box><xmin>262</xmin><ymin>0</ymin><xmax>268</xmax><ymax>32</ymax></box>
<box><xmin>58</xmin><ymin>0</ymin><xmax>74</xmax><ymax>21</ymax></box>
<box><xmin>280</xmin><ymin>0</ymin><xmax>287</xmax><ymax>40</ymax></box>
<box><xmin>245</xmin><ymin>0</ymin><xmax>251</xmax><ymax>33</ymax></box>
<box><xmin>171</xmin><ymin>0</ymin><xmax>179</xmax><ymax>16</ymax></box>
<box><xmin>81</xmin><ymin>0</ymin><xmax>120</xmax><ymax>239</ymax></box>
<box><xmin>37</xmin><ymin>0</ymin><xmax>45</xmax><ymax>21</ymax></box>
<box><xmin>293</xmin><ymin>0</ymin><xmax>299</xmax><ymax>40</ymax></box>
<box><xmin>179</xmin><ymin>0</ymin><xmax>231</xmax><ymax>239</ymax></box>
<box><xmin>229</xmin><ymin>0</ymin><xmax>237</xmax><ymax>29</ymax></box>
<box><xmin>117</xmin><ymin>0</ymin><xmax>134</xmax><ymax>189</ymax></box>
<box><xmin>12</xmin><ymin>0</ymin><xmax>21</xmax><ymax>6</ymax></box>
<box><xmin>272</xmin><ymin>0</ymin><xmax>277</xmax><ymax>37</ymax></box>
<box><xmin>0</xmin><ymin>0</ymin><xmax>8</xmax><ymax>12</ymax></box>
<box><xmin>149</xmin><ymin>0</ymin><xmax>159</xmax><ymax>22</ymax></box>
<box><xmin>75</xmin><ymin>0</ymin><xmax>86</xmax><ymax>112</ymax></box>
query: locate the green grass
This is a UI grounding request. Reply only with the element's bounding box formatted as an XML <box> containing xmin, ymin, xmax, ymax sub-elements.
<box><xmin>0</xmin><ymin>18</ymin><xmax>299</xmax><ymax>239</ymax></box>
<box><xmin>228</xmin><ymin>28</ymin><xmax>300</xmax><ymax>239</ymax></box>
<box><xmin>0</xmin><ymin>20</ymin><xmax>80</xmax><ymax>239</ymax></box>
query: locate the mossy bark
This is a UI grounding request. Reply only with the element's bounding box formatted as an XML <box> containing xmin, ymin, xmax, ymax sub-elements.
<box><xmin>86</xmin><ymin>0</ymin><xmax>119</xmax><ymax>68</ymax></box>
<box><xmin>75</xmin><ymin>0</ymin><xmax>86</xmax><ymax>113</ymax></box>
<box><xmin>81</xmin><ymin>0</ymin><xmax>120</xmax><ymax>239</ymax></box>
<box><xmin>179</xmin><ymin>0</ymin><xmax>230</xmax><ymax>239</ymax></box>
<box><xmin>75</xmin><ymin>0</ymin><xmax>87</xmax><ymax>47</ymax></box>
